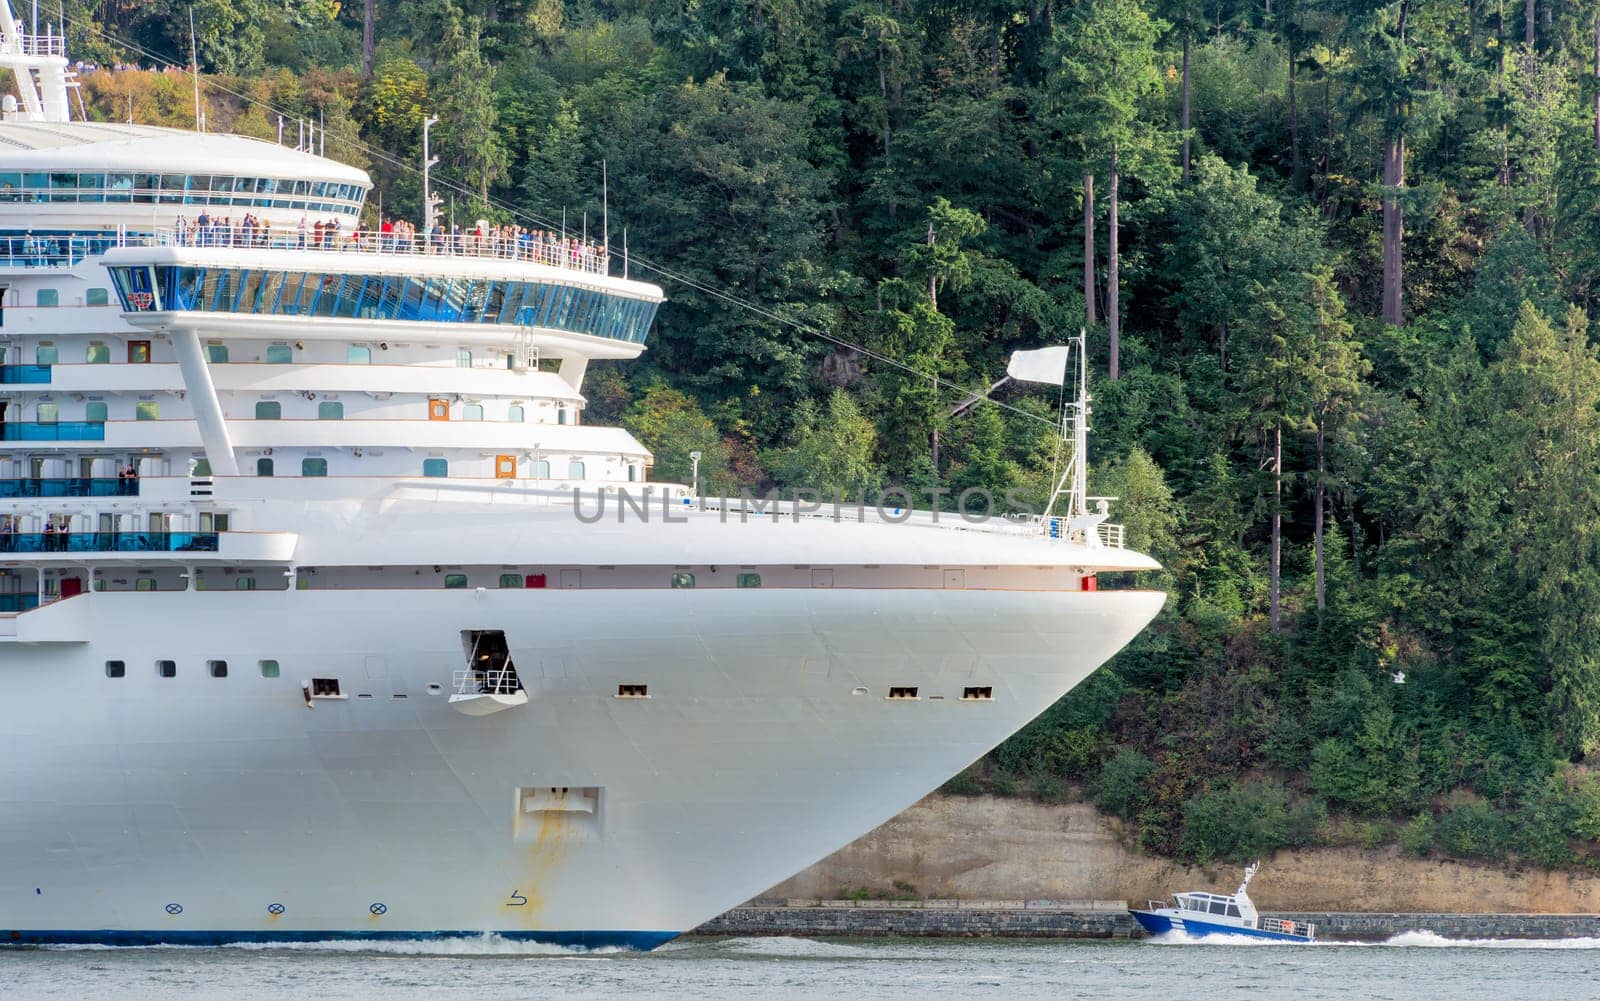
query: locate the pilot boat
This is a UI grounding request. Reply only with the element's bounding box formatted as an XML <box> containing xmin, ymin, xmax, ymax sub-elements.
<box><xmin>1129</xmin><ymin>863</ymin><xmax>1316</xmax><ymax>942</ymax></box>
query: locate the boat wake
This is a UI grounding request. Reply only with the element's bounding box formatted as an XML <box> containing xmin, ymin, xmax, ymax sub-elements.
<box><xmin>1142</xmin><ymin>930</ymin><xmax>1303</xmax><ymax>946</ymax></box>
<box><xmin>1146</xmin><ymin>928</ymin><xmax>1600</xmax><ymax>950</ymax></box>
<box><xmin>40</xmin><ymin>934</ymin><xmax>629</xmax><ymax>957</ymax></box>
<box><xmin>1377</xmin><ymin>930</ymin><xmax>1600</xmax><ymax>950</ymax></box>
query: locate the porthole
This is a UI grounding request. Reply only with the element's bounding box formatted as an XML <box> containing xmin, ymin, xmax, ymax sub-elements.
<box><xmin>208</xmin><ymin>659</ymin><xmax>228</xmax><ymax>679</ymax></box>
<box><xmin>156</xmin><ymin>659</ymin><xmax>176</xmax><ymax>678</ymax></box>
<box><xmin>962</xmin><ymin>686</ymin><xmax>994</xmax><ymax>701</ymax></box>
<box><xmin>887</xmin><ymin>686</ymin><xmax>919</xmax><ymax>701</ymax></box>
<box><xmin>105</xmin><ymin>660</ymin><xmax>125</xmax><ymax>678</ymax></box>
<box><xmin>259</xmin><ymin>659</ymin><xmax>280</xmax><ymax>678</ymax></box>
<box><xmin>616</xmin><ymin>684</ymin><xmax>649</xmax><ymax>699</ymax></box>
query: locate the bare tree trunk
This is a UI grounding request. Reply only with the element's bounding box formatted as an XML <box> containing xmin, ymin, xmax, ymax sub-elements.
<box><xmin>1181</xmin><ymin>33</ymin><xmax>1192</xmax><ymax>177</ymax></box>
<box><xmin>363</xmin><ymin>0</ymin><xmax>377</xmax><ymax>77</ymax></box>
<box><xmin>1381</xmin><ymin>134</ymin><xmax>1405</xmax><ymax>326</ymax></box>
<box><xmin>1270</xmin><ymin>425</ymin><xmax>1283</xmax><ymax>634</ymax></box>
<box><xmin>1500</xmin><ymin>3</ymin><xmax>1510</xmax><ymax>184</ymax></box>
<box><xmin>1108</xmin><ymin>147</ymin><xmax>1120</xmax><ymax>381</ymax></box>
<box><xmin>1525</xmin><ymin>0</ymin><xmax>1534</xmax><ymax>45</ymax></box>
<box><xmin>1315</xmin><ymin>420</ymin><xmax>1326</xmax><ymax>615</ymax></box>
<box><xmin>1289</xmin><ymin>40</ymin><xmax>1301</xmax><ymax>184</ymax></box>
<box><xmin>1083</xmin><ymin>171</ymin><xmax>1095</xmax><ymax>328</ymax></box>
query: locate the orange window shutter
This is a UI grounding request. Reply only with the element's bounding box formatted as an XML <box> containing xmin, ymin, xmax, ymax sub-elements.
<box><xmin>496</xmin><ymin>455</ymin><xmax>516</xmax><ymax>479</ymax></box>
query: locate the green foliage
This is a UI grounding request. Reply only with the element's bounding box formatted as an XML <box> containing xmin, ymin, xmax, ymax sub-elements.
<box><xmin>1178</xmin><ymin>780</ymin><xmax>1326</xmax><ymax>864</ymax></box>
<box><xmin>1398</xmin><ymin>813</ymin><xmax>1435</xmax><ymax>857</ymax></box>
<box><xmin>1093</xmin><ymin>747</ymin><xmax>1156</xmax><ymax>820</ymax></box>
<box><xmin>621</xmin><ymin>385</ymin><xmax>733</xmax><ymax>492</ymax></box>
<box><xmin>1437</xmin><ymin>799</ymin><xmax>1513</xmax><ymax>861</ymax></box>
<box><xmin>85</xmin><ymin>0</ymin><xmax>1600</xmax><ymax>872</ymax></box>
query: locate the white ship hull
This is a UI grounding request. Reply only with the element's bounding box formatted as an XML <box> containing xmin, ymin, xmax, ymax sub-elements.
<box><xmin>0</xmin><ymin>585</ymin><xmax>1163</xmax><ymax>946</ymax></box>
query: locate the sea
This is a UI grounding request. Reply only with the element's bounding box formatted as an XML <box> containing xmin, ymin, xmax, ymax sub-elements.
<box><xmin>3</xmin><ymin>931</ymin><xmax>1596</xmax><ymax>1000</ymax></box>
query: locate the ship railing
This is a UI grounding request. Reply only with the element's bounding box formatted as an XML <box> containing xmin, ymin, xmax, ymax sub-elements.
<box><xmin>8</xmin><ymin>34</ymin><xmax>66</xmax><ymax>57</ymax></box>
<box><xmin>150</xmin><ymin>226</ymin><xmax>612</xmax><ymax>276</ymax></box>
<box><xmin>0</xmin><ymin>531</ymin><xmax>218</xmax><ymax>554</ymax></box>
<box><xmin>0</xmin><ymin>477</ymin><xmax>137</xmax><ymax>498</ymax></box>
<box><xmin>1260</xmin><ymin>916</ymin><xmax>1314</xmax><ymax>937</ymax></box>
<box><xmin>452</xmin><ymin>667</ymin><xmax>521</xmax><ymax>696</ymax></box>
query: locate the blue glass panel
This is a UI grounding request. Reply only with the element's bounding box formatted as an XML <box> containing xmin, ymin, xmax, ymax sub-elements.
<box><xmin>0</xmin><ymin>532</ymin><xmax>218</xmax><ymax>554</ymax></box>
<box><xmin>0</xmin><ymin>478</ymin><xmax>135</xmax><ymax>497</ymax></box>
<box><xmin>1</xmin><ymin>421</ymin><xmax>106</xmax><ymax>441</ymax></box>
<box><xmin>0</xmin><ymin>364</ymin><xmax>51</xmax><ymax>384</ymax></box>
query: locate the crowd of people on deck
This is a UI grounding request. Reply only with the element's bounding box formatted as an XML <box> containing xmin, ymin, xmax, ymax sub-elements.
<box><xmin>169</xmin><ymin>214</ymin><xmax>610</xmax><ymax>272</ymax></box>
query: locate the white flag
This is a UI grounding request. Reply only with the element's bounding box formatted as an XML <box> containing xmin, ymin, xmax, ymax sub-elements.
<box><xmin>1007</xmin><ymin>346</ymin><xmax>1070</xmax><ymax>385</ymax></box>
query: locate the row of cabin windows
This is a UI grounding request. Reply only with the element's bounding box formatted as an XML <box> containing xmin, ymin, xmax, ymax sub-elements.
<box><xmin>671</xmin><ymin>572</ymin><xmax>763</xmax><ymax>589</ymax></box>
<box><xmin>29</xmin><ymin>288</ymin><xmax>109</xmax><ymax>308</ymax></box>
<box><xmin>438</xmin><ymin>572</ymin><xmax>762</xmax><ymax>590</ymax></box>
<box><xmin>32</xmin><ymin>342</ymin><xmax>542</xmax><ymax>381</ymax></box>
<box><xmin>36</xmin><ymin>337</ymin><xmax>148</xmax><ymax>365</ymax></box>
<box><xmin>246</xmin><ymin>458</ymin><xmax>589</xmax><ymax>478</ymax></box>
<box><xmin>36</xmin><ymin>401</ymin><xmax>155</xmax><ymax>422</ymax></box>
<box><xmin>32</xmin><ymin>343</ymin><xmax>494</xmax><ymax>367</ymax></box>
<box><xmin>252</xmin><ymin>401</ymin><xmax>344</xmax><ymax>420</ymax></box>
<box><xmin>105</xmin><ymin>659</ymin><xmax>279</xmax><ymax>679</ymax></box>
<box><xmin>429</xmin><ymin>399</ymin><xmax>559</xmax><ymax>423</ymax></box>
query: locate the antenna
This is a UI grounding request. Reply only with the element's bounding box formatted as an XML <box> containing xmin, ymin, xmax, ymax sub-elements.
<box><xmin>188</xmin><ymin>5</ymin><xmax>202</xmax><ymax>131</ymax></box>
<box><xmin>421</xmin><ymin>113</ymin><xmax>440</xmax><ymax>234</ymax></box>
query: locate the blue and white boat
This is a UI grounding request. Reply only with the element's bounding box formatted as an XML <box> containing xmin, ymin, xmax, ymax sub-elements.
<box><xmin>1130</xmin><ymin>863</ymin><xmax>1316</xmax><ymax>942</ymax></box>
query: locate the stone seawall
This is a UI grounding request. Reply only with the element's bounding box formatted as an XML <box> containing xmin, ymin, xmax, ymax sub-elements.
<box><xmin>693</xmin><ymin>902</ymin><xmax>1600</xmax><ymax>941</ymax></box>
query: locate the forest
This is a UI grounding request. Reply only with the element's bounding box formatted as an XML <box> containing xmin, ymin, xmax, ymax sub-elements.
<box><xmin>54</xmin><ymin>0</ymin><xmax>1600</xmax><ymax>868</ymax></box>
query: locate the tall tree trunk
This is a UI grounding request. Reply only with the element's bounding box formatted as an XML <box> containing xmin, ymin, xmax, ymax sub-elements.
<box><xmin>1270</xmin><ymin>425</ymin><xmax>1283</xmax><ymax>634</ymax></box>
<box><xmin>362</xmin><ymin>0</ymin><xmax>377</xmax><ymax>77</ymax></box>
<box><xmin>1181</xmin><ymin>32</ymin><xmax>1192</xmax><ymax>177</ymax></box>
<box><xmin>1525</xmin><ymin>0</ymin><xmax>1534</xmax><ymax>46</ymax></box>
<box><xmin>1083</xmin><ymin>171</ymin><xmax>1095</xmax><ymax>328</ymax></box>
<box><xmin>1381</xmin><ymin>133</ymin><xmax>1405</xmax><ymax>326</ymax></box>
<box><xmin>1108</xmin><ymin>147</ymin><xmax>1120</xmax><ymax>381</ymax></box>
<box><xmin>1314</xmin><ymin>419</ymin><xmax>1326</xmax><ymax>615</ymax></box>
<box><xmin>1500</xmin><ymin>3</ymin><xmax>1510</xmax><ymax>184</ymax></box>
<box><xmin>1289</xmin><ymin>40</ymin><xmax>1301</xmax><ymax>185</ymax></box>
<box><xmin>1593</xmin><ymin>14</ymin><xmax>1599</xmax><ymax>151</ymax></box>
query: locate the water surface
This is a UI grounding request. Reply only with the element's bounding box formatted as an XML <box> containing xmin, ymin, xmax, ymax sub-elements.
<box><xmin>3</xmin><ymin>930</ymin><xmax>1594</xmax><ymax>1000</ymax></box>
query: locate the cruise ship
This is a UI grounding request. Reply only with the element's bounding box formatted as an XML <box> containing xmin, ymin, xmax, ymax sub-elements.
<box><xmin>0</xmin><ymin>8</ymin><xmax>1164</xmax><ymax>948</ymax></box>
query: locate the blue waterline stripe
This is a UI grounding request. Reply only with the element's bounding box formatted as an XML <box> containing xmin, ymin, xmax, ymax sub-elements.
<box><xmin>2</xmin><ymin>928</ymin><xmax>680</xmax><ymax>950</ymax></box>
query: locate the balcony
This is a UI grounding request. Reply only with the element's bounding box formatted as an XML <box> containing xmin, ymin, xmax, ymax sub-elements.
<box><xmin>0</xmin><ymin>532</ymin><xmax>218</xmax><ymax>554</ymax></box>
<box><xmin>0</xmin><ymin>364</ymin><xmax>51</xmax><ymax>384</ymax></box>
<box><xmin>0</xmin><ymin>421</ymin><xmax>106</xmax><ymax>441</ymax></box>
<box><xmin>0</xmin><ymin>594</ymin><xmax>40</xmax><ymax>613</ymax></box>
<box><xmin>0</xmin><ymin>478</ymin><xmax>138</xmax><ymax>498</ymax></box>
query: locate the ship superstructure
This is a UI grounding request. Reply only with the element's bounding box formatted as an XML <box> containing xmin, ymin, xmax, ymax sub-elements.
<box><xmin>0</xmin><ymin>10</ymin><xmax>1164</xmax><ymax>947</ymax></box>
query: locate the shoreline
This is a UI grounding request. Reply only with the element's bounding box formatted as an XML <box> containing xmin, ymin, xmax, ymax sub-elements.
<box><xmin>692</xmin><ymin>900</ymin><xmax>1600</xmax><ymax>941</ymax></box>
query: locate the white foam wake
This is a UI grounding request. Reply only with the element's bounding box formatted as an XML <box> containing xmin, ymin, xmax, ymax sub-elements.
<box><xmin>1379</xmin><ymin>930</ymin><xmax>1600</xmax><ymax>950</ymax></box>
<box><xmin>42</xmin><ymin>934</ymin><xmax>626</xmax><ymax>957</ymax></box>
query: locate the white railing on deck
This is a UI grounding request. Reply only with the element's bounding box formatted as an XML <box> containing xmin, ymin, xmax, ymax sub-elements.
<box><xmin>11</xmin><ymin>34</ymin><xmax>65</xmax><ymax>57</ymax></box>
<box><xmin>154</xmin><ymin>225</ymin><xmax>612</xmax><ymax>275</ymax></box>
<box><xmin>1260</xmin><ymin>916</ymin><xmax>1314</xmax><ymax>938</ymax></box>
<box><xmin>452</xmin><ymin>667</ymin><xmax>521</xmax><ymax>696</ymax></box>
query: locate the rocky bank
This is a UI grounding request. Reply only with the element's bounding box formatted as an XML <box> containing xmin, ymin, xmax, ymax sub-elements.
<box><xmin>762</xmin><ymin>794</ymin><xmax>1600</xmax><ymax>912</ymax></box>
